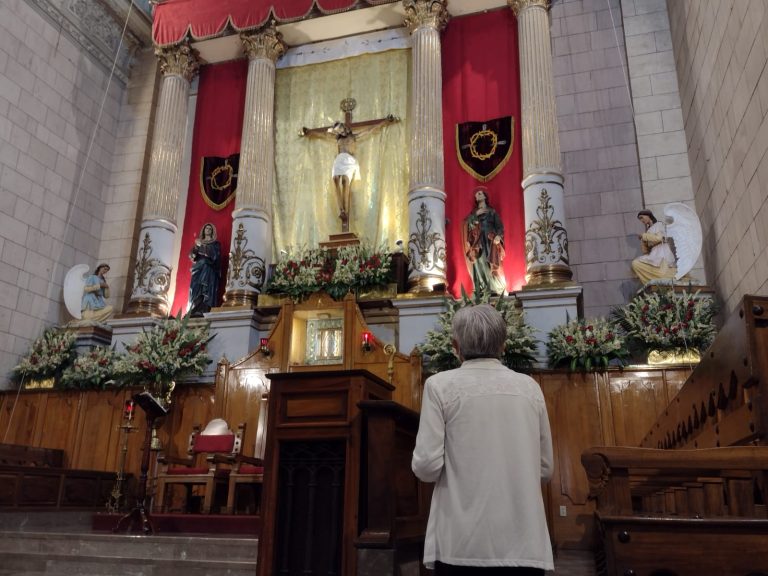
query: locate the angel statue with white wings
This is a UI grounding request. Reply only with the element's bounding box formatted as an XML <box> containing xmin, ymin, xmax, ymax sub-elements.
<box><xmin>631</xmin><ymin>203</ymin><xmax>701</xmax><ymax>285</ymax></box>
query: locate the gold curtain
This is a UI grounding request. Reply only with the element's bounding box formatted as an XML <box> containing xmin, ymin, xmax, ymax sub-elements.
<box><xmin>273</xmin><ymin>49</ymin><xmax>410</xmax><ymax>256</ymax></box>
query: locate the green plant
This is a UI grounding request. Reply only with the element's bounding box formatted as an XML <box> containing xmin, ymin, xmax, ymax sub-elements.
<box><xmin>13</xmin><ymin>328</ymin><xmax>77</xmax><ymax>383</ymax></box>
<box><xmin>547</xmin><ymin>317</ymin><xmax>627</xmax><ymax>372</ymax></box>
<box><xmin>418</xmin><ymin>285</ymin><xmax>537</xmax><ymax>374</ymax></box>
<box><xmin>115</xmin><ymin>313</ymin><xmax>214</xmax><ymax>392</ymax></box>
<box><xmin>59</xmin><ymin>346</ymin><xmax>119</xmax><ymax>390</ymax></box>
<box><xmin>612</xmin><ymin>289</ymin><xmax>717</xmax><ymax>353</ymax></box>
<box><xmin>266</xmin><ymin>243</ymin><xmax>392</xmax><ymax>301</ymax></box>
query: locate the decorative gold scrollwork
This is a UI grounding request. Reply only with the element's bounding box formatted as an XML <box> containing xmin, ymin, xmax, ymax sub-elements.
<box><xmin>524</xmin><ymin>189</ymin><xmax>569</xmax><ymax>267</ymax></box>
<box><xmin>408</xmin><ymin>203</ymin><xmax>447</xmax><ymax>275</ymax></box>
<box><xmin>228</xmin><ymin>223</ymin><xmax>266</xmax><ymax>291</ymax></box>
<box><xmin>132</xmin><ymin>232</ymin><xmax>172</xmax><ymax>297</ymax></box>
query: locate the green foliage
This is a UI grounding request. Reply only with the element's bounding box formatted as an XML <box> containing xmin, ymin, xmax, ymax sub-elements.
<box><xmin>547</xmin><ymin>317</ymin><xmax>627</xmax><ymax>372</ymax></box>
<box><xmin>266</xmin><ymin>243</ymin><xmax>392</xmax><ymax>301</ymax></box>
<box><xmin>13</xmin><ymin>328</ymin><xmax>76</xmax><ymax>382</ymax></box>
<box><xmin>59</xmin><ymin>346</ymin><xmax>119</xmax><ymax>390</ymax></box>
<box><xmin>611</xmin><ymin>289</ymin><xmax>717</xmax><ymax>353</ymax></box>
<box><xmin>114</xmin><ymin>312</ymin><xmax>214</xmax><ymax>389</ymax></box>
<box><xmin>418</xmin><ymin>284</ymin><xmax>537</xmax><ymax>374</ymax></box>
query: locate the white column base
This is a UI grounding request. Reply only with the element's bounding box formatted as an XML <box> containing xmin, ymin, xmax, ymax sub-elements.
<box><xmin>392</xmin><ymin>295</ymin><xmax>447</xmax><ymax>355</ymax></box>
<box><xmin>514</xmin><ymin>285</ymin><xmax>583</xmax><ymax>367</ymax></box>
<box><xmin>407</xmin><ymin>187</ymin><xmax>447</xmax><ymax>291</ymax></box>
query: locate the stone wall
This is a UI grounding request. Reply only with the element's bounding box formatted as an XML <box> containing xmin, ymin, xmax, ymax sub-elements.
<box><xmin>551</xmin><ymin>0</ymin><xmax>644</xmax><ymax>319</ymax></box>
<box><xmin>669</xmin><ymin>0</ymin><xmax>768</xmax><ymax>316</ymax></box>
<box><xmin>0</xmin><ymin>0</ymin><xmax>154</xmax><ymax>386</ymax></box>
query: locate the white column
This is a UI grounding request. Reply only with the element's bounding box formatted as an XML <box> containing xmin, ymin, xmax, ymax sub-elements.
<box><xmin>510</xmin><ymin>0</ymin><xmax>574</xmax><ymax>285</ymax></box>
<box><xmin>127</xmin><ymin>43</ymin><xmax>199</xmax><ymax>315</ymax></box>
<box><xmin>223</xmin><ymin>24</ymin><xmax>286</xmax><ymax>308</ymax></box>
<box><xmin>404</xmin><ymin>0</ymin><xmax>450</xmax><ymax>292</ymax></box>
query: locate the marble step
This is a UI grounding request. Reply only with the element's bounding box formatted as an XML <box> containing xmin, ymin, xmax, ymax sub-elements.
<box><xmin>0</xmin><ymin>552</ymin><xmax>255</xmax><ymax>576</ymax></box>
<box><xmin>0</xmin><ymin>531</ymin><xmax>258</xmax><ymax>563</ymax></box>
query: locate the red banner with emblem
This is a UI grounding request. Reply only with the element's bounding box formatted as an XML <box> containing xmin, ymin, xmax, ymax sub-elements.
<box><xmin>442</xmin><ymin>9</ymin><xmax>525</xmax><ymax>297</ymax></box>
<box><xmin>171</xmin><ymin>59</ymin><xmax>248</xmax><ymax>316</ymax></box>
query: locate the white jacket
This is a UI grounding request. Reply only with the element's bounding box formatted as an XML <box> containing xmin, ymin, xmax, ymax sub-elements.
<box><xmin>412</xmin><ymin>358</ymin><xmax>554</xmax><ymax>570</ymax></box>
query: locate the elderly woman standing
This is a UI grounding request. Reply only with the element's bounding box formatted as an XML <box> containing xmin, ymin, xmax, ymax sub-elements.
<box><xmin>412</xmin><ymin>304</ymin><xmax>554</xmax><ymax>575</ymax></box>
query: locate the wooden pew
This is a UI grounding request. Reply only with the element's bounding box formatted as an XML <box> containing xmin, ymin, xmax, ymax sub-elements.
<box><xmin>582</xmin><ymin>445</ymin><xmax>768</xmax><ymax>575</ymax></box>
<box><xmin>640</xmin><ymin>294</ymin><xmax>768</xmax><ymax>450</ymax></box>
<box><xmin>0</xmin><ymin>442</ymin><xmax>119</xmax><ymax>509</ymax></box>
<box><xmin>0</xmin><ymin>443</ymin><xmax>64</xmax><ymax>468</ymax></box>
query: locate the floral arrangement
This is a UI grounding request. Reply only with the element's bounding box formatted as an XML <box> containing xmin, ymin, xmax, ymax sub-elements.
<box><xmin>418</xmin><ymin>286</ymin><xmax>538</xmax><ymax>374</ymax></box>
<box><xmin>612</xmin><ymin>289</ymin><xmax>717</xmax><ymax>353</ymax></box>
<box><xmin>266</xmin><ymin>243</ymin><xmax>392</xmax><ymax>301</ymax></box>
<box><xmin>115</xmin><ymin>313</ymin><xmax>213</xmax><ymax>401</ymax></box>
<box><xmin>547</xmin><ymin>317</ymin><xmax>627</xmax><ymax>372</ymax></box>
<box><xmin>13</xmin><ymin>328</ymin><xmax>77</xmax><ymax>382</ymax></box>
<box><xmin>59</xmin><ymin>346</ymin><xmax>119</xmax><ymax>390</ymax></box>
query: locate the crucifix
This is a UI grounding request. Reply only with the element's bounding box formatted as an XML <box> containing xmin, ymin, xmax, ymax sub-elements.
<box><xmin>301</xmin><ymin>97</ymin><xmax>399</xmax><ymax>233</ymax></box>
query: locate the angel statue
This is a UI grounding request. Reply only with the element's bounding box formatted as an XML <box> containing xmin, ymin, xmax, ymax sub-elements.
<box><xmin>63</xmin><ymin>263</ymin><xmax>114</xmax><ymax>325</ymax></box>
<box><xmin>631</xmin><ymin>203</ymin><xmax>701</xmax><ymax>285</ymax></box>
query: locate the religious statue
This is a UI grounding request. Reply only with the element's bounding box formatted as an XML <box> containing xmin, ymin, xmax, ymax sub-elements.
<box><xmin>300</xmin><ymin>97</ymin><xmax>399</xmax><ymax>233</ymax></box>
<box><xmin>81</xmin><ymin>263</ymin><xmax>113</xmax><ymax>322</ymax></box>
<box><xmin>462</xmin><ymin>187</ymin><xmax>506</xmax><ymax>295</ymax></box>
<box><xmin>631</xmin><ymin>203</ymin><xmax>702</xmax><ymax>285</ymax></box>
<box><xmin>63</xmin><ymin>263</ymin><xmax>114</xmax><ymax>324</ymax></box>
<box><xmin>188</xmin><ymin>222</ymin><xmax>221</xmax><ymax>317</ymax></box>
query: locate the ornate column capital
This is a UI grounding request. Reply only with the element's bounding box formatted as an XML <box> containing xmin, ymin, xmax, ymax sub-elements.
<box><xmin>155</xmin><ymin>43</ymin><xmax>200</xmax><ymax>82</ymax></box>
<box><xmin>240</xmin><ymin>22</ymin><xmax>287</xmax><ymax>62</ymax></box>
<box><xmin>403</xmin><ymin>0</ymin><xmax>450</xmax><ymax>33</ymax></box>
<box><xmin>508</xmin><ymin>0</ymin><xmax>550</xmax><ymax>16</ymax></box>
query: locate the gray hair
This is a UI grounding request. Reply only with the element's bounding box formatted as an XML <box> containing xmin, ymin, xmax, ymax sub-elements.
<box><xmin>452</xmin><ymin>304</ymin><xmax>506</xmax><ymax>360</ymax></box>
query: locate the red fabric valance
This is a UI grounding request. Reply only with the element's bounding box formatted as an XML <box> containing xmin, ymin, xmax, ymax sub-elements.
<box><xmin>153</xmin><ymin>0</ymin><xmax>394</xmax><ymax>47</ymax></box>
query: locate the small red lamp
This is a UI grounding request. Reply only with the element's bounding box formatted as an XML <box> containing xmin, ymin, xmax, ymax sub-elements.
<box><xmin>361</xmin><ymin>331</ymin><xmax>374</xmax><ymax>353</ymax></box>
<box><xmin>123</xmin><ymin>399</ymin><xmax>135</xmax><ymax>422</ymax></box>
<box><xmin>259</xmin><ymin>337</ymin><xmax>272</xmax><ymax>357</ymax></box>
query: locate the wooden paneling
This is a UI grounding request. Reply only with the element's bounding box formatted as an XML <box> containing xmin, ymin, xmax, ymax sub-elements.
<box><xmin>0</xmin><ymin>365</ymin><xmax>692</xmax><ymax>552</ymax></box>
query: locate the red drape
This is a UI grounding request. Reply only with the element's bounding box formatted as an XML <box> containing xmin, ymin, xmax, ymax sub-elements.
<box><xmin>442</xmin><ymin>10</ymin><xmax>525</xmax><ymax>297</ymax></box>
<box><xmin>171</xmin><ymin>59</ymin><xmax>248</xmax><ymax>316</ymax></box>
<box><xmin>153</xmin><ymin>0</ymin><xmax>393</xmax><ymax>46</ymax></box>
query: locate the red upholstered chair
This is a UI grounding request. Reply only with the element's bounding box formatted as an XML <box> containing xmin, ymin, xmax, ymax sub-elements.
<box><xmin>154</xmin><ymin>419</ymin><xmax>244</xmax><ymax>514</ymax></box>
<box><xmin>224</xmin><ymin>392</ymin><xmax>268</xmax><ymax>515</ymax></box>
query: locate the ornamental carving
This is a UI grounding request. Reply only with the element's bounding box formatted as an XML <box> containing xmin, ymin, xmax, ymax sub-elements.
<box><xmin>408</xmin><ymin>202</ymin><xmax>447</xmax><ymax>275</ymax></box>
<box><xmin>403</xmin><ymin>0</ymin><xmax>450</xmax><ymax>33</ymax></box>
<box><xmin>525</xmin><ymin>189</ymin><xmax>569</xmax><ymax>267</ymax></box>
<box><xmin>132</xmin><ymin>232</ymin><xmax>172</xmax><ymax>297</ymax></box>
<box><xmin>508</xmin><ymin>0</ymin><xmax>550</xmax><ymax>16</ymax></box>
<box><xmin>227</xmin><ymin>223</ymin><xmax>267</xmax><ymax>291</ymax></box>
<box><xmin>155</xmin><ymin>43</ymin><xmax>200</xmax><ymax>82</ymax></box>
<box><xmin>241</xmin><ymin>22</ymin><xmax>286</xmax><ymax>63</ymax></box>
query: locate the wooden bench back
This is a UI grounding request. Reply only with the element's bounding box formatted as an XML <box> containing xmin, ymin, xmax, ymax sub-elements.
<box><xmin>640</xmin><ymin>294</ymin><xmax>768</xmax><ymax>450</ymax></box>
<box><xmin>0</xmin><ymin>443</ymin><xmax>64</xmax><ymax>468</ymax></box>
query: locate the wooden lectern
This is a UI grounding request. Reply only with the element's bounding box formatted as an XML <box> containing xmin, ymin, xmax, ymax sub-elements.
<box><xmin>256</xmin><ymin>369</ymin><xmax>393</xmax><ymax>576</ymax></box>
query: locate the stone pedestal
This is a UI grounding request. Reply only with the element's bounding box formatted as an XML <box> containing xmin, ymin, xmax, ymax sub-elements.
<box><xmin>392</xmin><ymin>295</ymin><xmax>446</xmax><ymax>355</ymax></box>
<box><xmin>515</xmin><ymin>285</ymin><xmax>583</xmax><ymax>367</ymax></box>
<box><xmin>72</xmin><ymin>324</ymin><xmax>113</xmax><ymax>355</ymax></box>
<box><xmin>203</xmin><ymin>307</ymin><xmax>263</xmax><ymax>372</ymax></box>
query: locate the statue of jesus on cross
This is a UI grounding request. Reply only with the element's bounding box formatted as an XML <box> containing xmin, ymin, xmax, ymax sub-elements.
<box><xmin>301</xmin><ymin>98</ymin><xmax>399</xmax><ymax>233</ymax></box>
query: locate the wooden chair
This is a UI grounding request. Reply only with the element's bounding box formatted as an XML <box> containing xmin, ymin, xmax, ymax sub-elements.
<box><xmin>224</xmin><ymin>392</ymin><xmax>268</xmax><ymax>515</ymax></box>
<box><xmin>154</xmin><ymin>418</ymin><xmax>244</xmax><ymax>514</ymax></box>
